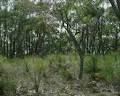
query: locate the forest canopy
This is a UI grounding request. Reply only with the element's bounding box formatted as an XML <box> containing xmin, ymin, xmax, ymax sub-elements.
<box><xmin>0</xmin><ymin>0</ymin><xmax>119</xmax><ymax>58</ymax></box>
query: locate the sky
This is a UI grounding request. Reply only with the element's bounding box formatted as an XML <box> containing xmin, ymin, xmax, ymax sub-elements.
<box><xmin>101</xmin><ymin>1</ymin><xmax>111</xmax><ymax>9</ymax></box>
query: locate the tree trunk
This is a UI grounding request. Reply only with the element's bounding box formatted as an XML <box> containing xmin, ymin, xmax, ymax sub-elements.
<box><xmin>64</xmin><ymin>21</ymin><xmax>84</xmax><ymax>79</ymax></box>
<box><xmin>114</xmin><ymin>29</ymin><xmax>119</xmax><ymax>51</ymax></box>
<box><xmin>109</xmin><ymin>0</ymin><xmax>120</xmax><ymax>20</ymax></box>
<box><xmin>79</xmin><ymin>55</ymin><xmax>84</xmax><ymax>79</ymax></box>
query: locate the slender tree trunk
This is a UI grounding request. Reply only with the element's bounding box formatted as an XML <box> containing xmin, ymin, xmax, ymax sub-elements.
<box><xmin>64</xmin><ymin>21</ymin><xmax>84</xmax><ymax>79</ymax></box>
<box><xmin>109</xmin><ymin>0</ymin><xmax>120</xmax><ymax>19</ymax></box>
<box><xmin>0</xmin><ymin>10</ymin><xmax>1</xmax><ymax>53</ymax></box>
<box><xmin>79</xmin><ymin>55</ymin><xmax>84</xmax><ymax>79</ymax></box>
<box><xmin>114</xmin><ymin>29</ymin><xmax>119</xmax><ymax>51</ymax></box>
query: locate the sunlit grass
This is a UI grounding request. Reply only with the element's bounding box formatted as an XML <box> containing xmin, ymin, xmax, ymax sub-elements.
<box><xmin>0</xmin><ymin>52</ymin><xmax>119</xmax><ymax>82</ymax></box>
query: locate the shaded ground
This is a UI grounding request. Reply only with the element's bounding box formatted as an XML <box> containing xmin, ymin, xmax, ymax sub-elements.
<box><xmin>16</xmin><ymin>66</ymin><xmax>120</xmax><ymax>96</ymax></box>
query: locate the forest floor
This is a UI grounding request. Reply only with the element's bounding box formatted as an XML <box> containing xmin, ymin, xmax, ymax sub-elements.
<box><xmin>0</xmin><ymin>53</ymin><xmax>120</xmax><ymax>96</ymax></box>
<box><xmin>15</xmin><ymin>70</ymin><xmax>120</xmax><ymax>96</ymax></box>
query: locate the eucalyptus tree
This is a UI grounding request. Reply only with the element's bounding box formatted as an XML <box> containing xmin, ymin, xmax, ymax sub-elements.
<box><xmin>104</xmin><ymin>0</ymin><xmax>120</xmax><ymax>51</ymax></box>
<box><xmin>0</xmin><ymin>0</ymin><xmax>11</xmax><ymax>57</ymax></box>
<box><xmin>105</xmin><ymin>7</ymin><xmax>120</xmax><ymax>51</ymax></box>
<box><xmin>0</xmin><ymin>2</ymin><xmax>2</xmax><ymax>54</ymax></box>
<box><xmin>109</xmin><ymin>0</ymin><xmax>120</xmax><ymax>20</ymax></box>
<box><xmin>52</xmin><ymin>0</ymin><xmax>87</xmax><ymax>79</ymax></box>
<box><xmin>52</xmin><ymin>0</ymin><xmax>109</xmax><ymax>78</ymax></box>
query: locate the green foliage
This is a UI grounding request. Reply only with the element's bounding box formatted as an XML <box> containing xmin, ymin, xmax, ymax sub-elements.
<box><xmin>85</xmin><ymin>55</ymin><xmax>100</xmax><ymax>73</ymax></box>
<box><xmin>84</xmin><ymin>53</ymin><xmax>120</xmax><ymax>81</ymax></box>
<box><xmin>99</xmin><ymin>55</ymin><xmax>114</xmax><ymax>81</ymax></box>
<box><xmin>0</xmin><ymin>79</ymin><xmax>16</xmax><ymax>96</ymax></box>
<box><xmin>0</xmin><ymin>52</ymin><xmax>119</xmax><ymax>95</ymax></box>
<box><xmin>0</xmin><ymin>0</ymin><xmax>120</xmax><ymax>94</ymax></box>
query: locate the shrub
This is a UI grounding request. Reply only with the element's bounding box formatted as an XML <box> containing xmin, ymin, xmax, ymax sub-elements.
<box><xmin>0</xmin><ymin>78</ymin><xmax>16</xmax><ymax>96</ymax></box>
<box><xmin>85</xmin><ymin>55</ymin><xmax>100</xmax><ymax>74</ymax></box>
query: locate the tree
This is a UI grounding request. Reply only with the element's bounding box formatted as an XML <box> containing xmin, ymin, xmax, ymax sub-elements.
<box><xmin>53</xmin><ymin>0</ymin><xmax>86</xmax><ymax>79</ymax></box>
<box><xmin>109</xmin><ymin>0</ymin><xmax>120</xmax><ymax>19</ymax></box>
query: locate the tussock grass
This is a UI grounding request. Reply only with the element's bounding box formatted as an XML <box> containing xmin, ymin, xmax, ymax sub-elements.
<box><xmin>85</xmin><ymin>52</ymin><xmax>120</xmax><ymax>82</ymax></box>
<box><xmin>0</xmin><ymin>52</ymin><xmax>119</xmax><ymax>95</ymax></box>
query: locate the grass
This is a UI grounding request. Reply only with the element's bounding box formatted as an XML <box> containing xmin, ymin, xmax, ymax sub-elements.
<box><xmin>84</xmin><ymin>52</ymin><xmax>120</xmax><ymax>82</ymax></box>
<box><xmin>0</xmin><ymin>53</ymin><xmax>120</xmax><ymax>80</ymax></box>
<box><xmin>0</xmin><ymin>52</ymin><xmax>119</xmax><ymax>95</ymax></box>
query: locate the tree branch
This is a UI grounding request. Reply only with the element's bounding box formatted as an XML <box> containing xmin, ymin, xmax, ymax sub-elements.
<box><xmin>109</xmin><ymin>0</ymin><xmax>120</xmax><ymax>19</ymax></box>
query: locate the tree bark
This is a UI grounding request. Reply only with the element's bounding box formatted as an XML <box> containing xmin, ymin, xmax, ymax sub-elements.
<box><xmin>109</xmin><ymin>0</ymin><xmax>120</xmax><ymax>19</ymax></box>
<box><xmin>64</xmin><ymin>21</ymin><xmax>84</xmax><ymax>79</ymax></box>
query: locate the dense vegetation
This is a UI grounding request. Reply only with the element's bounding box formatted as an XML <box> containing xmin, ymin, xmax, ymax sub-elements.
<box><xmin>0</xmin><ymin>0</ymin><xmax>120</xmax><ymax>96</ymax></box>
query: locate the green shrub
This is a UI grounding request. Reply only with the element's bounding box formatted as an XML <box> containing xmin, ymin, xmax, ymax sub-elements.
<box><xmin>0</xmin><ymin>78</ymin><xmax>16</xmax><ymax>96</ymax></box>
<box><xmin>98</xmin><ymin>54</ymin><xmax>120</xmax><ymax>82</ymax></box>
<box><xmin>85</xmin><ymin>55</ymin><xmax>100</xmax><ymax>73</ymax></box>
